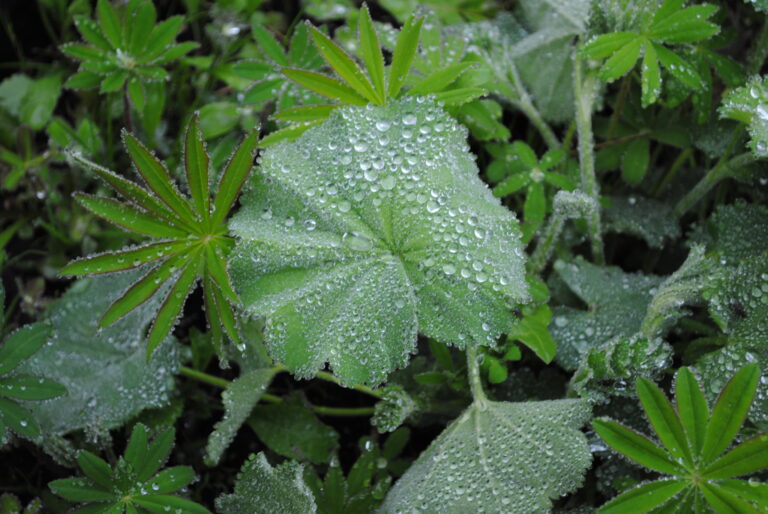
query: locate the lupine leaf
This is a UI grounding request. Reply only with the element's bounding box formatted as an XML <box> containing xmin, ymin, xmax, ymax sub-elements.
<box><xmin>73</xmin><ymin>16</ymin><xmax>112</xmax><ymax>51</ymax></box>
<box><xmin>654</xmin><ymin>44</ymin><xmax>705</xmax><ymax>91</ymax></box>
<box><xmin>0</xmin><ymin>376</ymin><xmax>66</xmax><ymax>400</ymax></box>
<box><xmin>699</xmin><ymin>482</ymin><xmax>763</xmax><ymax>513</ymax></box>
<box><xmin>358</xmin><ymin>5</ymin><xmax>386</xmax><ymax>101</ymax></box>
<box><xmin>211</xmin><ymin>129</ymin><xmax>259</xmax><ymax>228</ymax></box>
<box><xmin>648</xmin><ymin>5</ymin><xmax>719</xmax><ymax>43</ymax></box>
<box><xmin>0</xmin><ymin>323</ymin><xmax>50</xmax><ymax>375</ymax></box>
<box><xmin>251</xmin><ymin>25</ymin><xmax>288</xmax><ymax>66</ymax></box>
<box><xmin>143</xmin><ymin>16</ymin><xmax>184</xmax><ymax>61</ymax></box>
<box><xmin>598</xmin><ymin>479</ymin><xmax>688</xmax><ymax>514</ymax></box>
<box><xmin>184</xmin><ymin>114</ymin><xmax>210</xmax><ymax>222</ymax></box>
<box><xmin>704</xmin><ymin>432</ymin><xmax>768</xmax><ymax>478</ymax></box>
<box><xmin>96</xmin><ymin>0</ymin><xmax>122</xmax><ymax>49</ymax></box>
<box><xmin>308</xmin><ymin>24</ymin><xmax>380</xmax><ymax>104</ymax></box>
<box><xmin>701</xmin><ymin>363</ymin><xmax>760</xmax><ymax>463</ymax></box>
<box><xmin>74</xmin><ymin>194</ymin><xmax>187</xmax><ymax>238</ymax></box>
<box><xmin>388</xmin><ymin>15</ymin><xmax>423</xmax><ymax>99</ymax></box>
<box><xmin>229</xmin><ymin>98</ymin><xmax>528</xmax><ymax>385</ymax></box>
<box><xmin>273</xmin><ymin>105</ymin><xmax>337</xmax><ymax>122</ymax></box>
<box><xmin>720</xmin><ymin>77</ymin><xmax>768</xmax><ymax>158</ymax></box>
<box><xmin>380</xmin><ymin>400</ymin><xmax>591</xmax><ymax>513</ymax></box>
<box><xmin>641</xmin><ymin>42</ymin><xmax>661</xmax><ymax>106</ymax></box>
<box><xmin>282</xmin><ymin>68</ymin><xmax>368</xmax><ymax>106</ymax></box>
<box><xmin>0</xmin><ymin>396</ymin><xmax>40</xmax><ymax>438</ymax></box>
<box><xmin>599</xmin><ymin>38</ymin><xmax>643</xmax><ymax>82</ymax></box>
<box><xmin>581</xmin><ymin>32</ymin><xmax>638</xmax><ymax>59</ymax></box>
<box><xmin>593</xmin><ymin>418</ymin><xmax>684</xmax><ymax>475</ymax></box>
<box><xmin>674</xmin><ymin>367</ymin><xmax>709</xmax><ymax>457</ymax></box>
<box><xmin>636</xmin><ymin>378</ymin><xmax>692</xmax><ymax>464</ymax></box>
<box><xmin>76</xmin><ymin>451</ymin><xmax>112</xmax><ymax>488</ymax></box>
<box><xmin>61</xmin><ymin>240</ymin><xmax>194</xmax><ymax>276</ymax></box>
<box><xmin>407</xmin><ymin>62</ymin><xmax>474</xmax><ymax>95</ymax></box>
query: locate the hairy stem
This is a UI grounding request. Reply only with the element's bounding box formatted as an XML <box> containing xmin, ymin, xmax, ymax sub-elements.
<box><xmin>573</xmin><ymin>56</ymin><xmax>604</xmax><ymax>264</ymax></box>
<box><xmin>529</xmin><ymin>210</ymin><xmax>566</xmax><ymax>274</ymax></box>
<box><xmin>466</xmin><ymin>346</ymin><xmax>487</xmax><ymax>405</ymax></box>
<box><xmin>179</xmin><ymin>366</ymin><xmax>379</xmax><ymax>416</ymax></box>
<box><xmin>673</xmin><ymin>152</ymin><xmax>756</xmax><ymax>216</ymax></box>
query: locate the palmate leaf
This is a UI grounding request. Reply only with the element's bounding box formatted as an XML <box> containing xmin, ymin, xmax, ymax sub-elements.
<box><xmin>64</xmin><ymin>115</ymin><xmax>257</xmax><ymax>356</ymax></box>
<box><xmin>380</xmin><ymin>399</ymin><xmax>592</xmax><ymax>513</ymax></box>
<box><xmin>229</xmin><ymin>98</ymin><xmax>528</xmax><ymax>386</ymax></box>
<box><xmin>13</xmin><ymin>272</ymin><xmax>180</xmax><ymax>455</ymax></box>
<box><xmin>720</xmin><ymin>76</ymin><xmax>768</xmax><ymax>157</ymax></box>
<box><xmin>216</xmin><ymin>453</ymin><xmax>317</xmax><ymax>514</ymax></box>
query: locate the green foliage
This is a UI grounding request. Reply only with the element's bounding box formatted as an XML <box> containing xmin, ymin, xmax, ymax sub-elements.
<box><xmin>61</xmin><ymin>115</ymin><xmax>258</xmax><ymax>357</ymax></box>
<box><xmin>14</xmin><ymin>273</ymin><xmax>180</xmax><ymax>452</ymax></box>
<box><xmin>381</xmin><ymin>399</ymin><xmax>592</xmax><ymax>513</ymax></box>
<box><xmin>550</xmin><ymin>257</ymin><xmax>663</xmax><ymax>370</ymax></box>
<box><xmin>0</xmin><ymin>323</ymin><xmax>65</xmax><ymax>442</ymax></box>
<box><xmin>229</xmin><ymin>97</ymin><xmax>529</xmax><ymax>385</ymax></box>
<box><xmin>594</xmin><ymin>365</ymin><xmax>768</xmax><ymax>512</ymax></box>
<box><xmin>720</xmin><ymin>76</ymin><xmax>768</xmax><ymax>158</ymax></box>
<box><xmin>49</xmin><ymin>423</ymin><xmax>210</xmax><ymax>513</ymax></box>
<box><xmin>603</xmin><ymin>195</ymin><xmax>680</xmax><ymax>249</ymax></box>
<box><xmin>582</xmin><ymin>0</ymin><xmax>720</xmax><ymax>106</ymax></box>
<box><xmin>60</xmin><ymin>0</ymin><xmax>197</xmax><ymax>111</ymax></box>
<box><xmin>216</xmin><ymin>453</ymin><xmax>316</xmax><ymax>514</ymax></box>
<box><xmin>372</xmin><ymin>385</ymin><xmax>418</xmax><ymax>433</ymax></box>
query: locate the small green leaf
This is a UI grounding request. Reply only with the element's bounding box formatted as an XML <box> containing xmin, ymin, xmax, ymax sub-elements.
<box><xmin>251</xmin><ymin>25</ymin><xmax>288</xmax><ymax>66</ymax></box>
<box><xmin>143</xmin><ymin>16</ymin><xmax>184</xmax><ymax>61</ymax></box>
<box><xmin>524</xmin><ymin>182</ymin><xmax>546</xmax><ymax>226</ymax></box>
<box><xmin>407</xmin><ymin>62</ymin><xmax>474</xmax><ymax>96</ymax></box>
<box><xmin>636</xmin><ymin>378</ymin><xmax>692</xmax><ymax>465</ymax></box>
<box><xmin>208</xmin><ymin>278</ymin><xmax>241</xmax><ymax>344</ymax></box>
<box><xmin>124</xmin><ymin>423</ymin><xmax>149</xmax><ymax>470</ymax></box>
<box><xmin>148</xmin><ymin>466</ymin><xmax>195</xmax><ymax>494</ymax></box>
<box><xmin>701</xmin><ymin>364</ymin><xmax>760</xmax><ymax>464</ymax></box>
<box><xmin>74</xmin><ymin>16</ymin><xmax>112</xmax><ymax>51</ymax></box>
<box><xmin>641</xmin><ymin>43</ymin><xmax>661</xmax><ymax>106</ymax></box>
<box><xmin>203</xmin><ymin>244</ymin><xmax>238</xmax><ymax>303</ymax></box>
<box><xmin>282</xmin><ymin>68</ymin><xmax>368</xmax><ymax>106</ymax></box>
<box><xmin>431</xmin><ymin>87</ymin><xmax>486</xmax><ymax>106</ymax></box>
<box><xmin>75</xmin><ymin>194</ymin><xmax>187</xmax><ymax>238</ymax></box>
<box><xmin>231</xmin><ymin>61</ymin><xmax>272</xmax><ymax>80</ymax></box>
<box><xmin>492</xmin><ymin>173</ymin><xmax>530</xmax><ymax>197</ymax></box>
<box><xmin>127</xmin><ymin>78</ymin><xmax>146</xmax><ymax>112</ymax></box>
<box><xmin>100</xmin><ymin>252</ymin><xmax>192</xmax><ymax>327</ymax></box>
<box><xmin>621</xmin><ymin>137</ymin><xmax>650</xmax><ymax>185</ymax></box>
<box><xmin>654</xmin><ymin>44</ymin><xmax>705</xmax><ymax>91</ymax></box>
<box><xmin>598</xmin><ymin>479</ymin><xmax>688</xmax><ymax>514</ymax></box>
<box><xmin>146</xmin><ymin>256</ymin><xmax>200</xmax><ymax>356</ymax></box>
<box><xmin>272</xmin><ymin>105</ymin><xmax>337</xmax><ymax>123</ymax></box>
<box><xmin>137</xmin><ymin>426</ymin><xmax>174</xmax><ymax>481</ymax></box>
<box><xmin>358</xmin><ymin>4</ymin><xmax>386</xmax><ymax>102</ymax></box>
<box><xmin>64</xmin><ymin>71</ymin><xmax>102</xmax><ymax>89</ymax></box>
<box><xmin>0</xmin><ymin>397</ymin><xmax>40</xmax><ymax>438</ymax></box>
<box><xmin>593</xmin><ymin>418</ymin><xmax>684</xmax><ymax>475</ymax></box>
<box><xmin>211</xmin><ymin>129</ymin><xmax>259</xmax><ymax>227</ymax></box>
<box><xmin>96</xmin><ymin>0</ymin><xmax>122</xmax><ymax>49</ymax></box>
<box><xmin>61</xmin><ymin>43</ymin><xmax>108</xmax><ymax>62</ymax></box>
<box><xmin>48</xmin><ymin>478</ymin><xmax>114</xmax><ymax>502</ymax></box>
<box><xmin>675</xmin><ymin>367</ymin><xmax>709</xmax><ymax>458</ymax></box>
<box><xmin>699</xmin><ymin>482</ymin><xmax>763</xmax><ymax>514</ymax></box>
<box><xmin>132</xmin><ymin>495</ymin><xmax>211</xmax><ymax>514</ymax></box>
<box><xmin>648</xmin><ymin>5</ymin><xmax>719</xmax><ymax>43</ymax></box>
<box><xmin>100</xmin><ymin>72</ymin><xmax>128</xmax><ymax>93</ymax></box>
<box><xmin>61</xmin><ymin>240</ymin><xmax>194</xmax><ymax>276</ymax></box>
<box><xmin>128</xmin><ymin>1</ymin><xmax>157</xmax><ymax>55</ymax></box>
<box><xmin>184</xmin><ymin>113</ymin><xmax>210</xmax><ymax>221</ymax></box>
<box><xmin>716</xmin><ymin>480</ymin><xmax>768</xmax><ymax>507</ymax></box>
<box><xmin>122</xmin><ymin>132</ymin><xmax>198</xmax><ymax>224</ymax></box>
<box><xmin>76</xmin><ymin>451</ymin><xmax>113</xmax><ymax>489</ymax></box>
<box><xmin>0</xmin><ymin>376</ymin><xmax>66</xmax><ymax>400</ymax></box>
<box><xmin>599</xmin><ymin>38</ymin><xmax>643</xmax><ymax>82</ymax></box>
<box><xmin>308</xmin><ymin>24</ymin><xmax>380</xmax><ymax>104</ymax></box>
<box><xmin>512</xmin><ymin>140</ymin><xmax>538</xmax><ymax>168</ymax></box>
<box><xmin>0</xmin><ymin>324</ymin><xmax>50</xmax><ymax>375</ymax></box>
<box><xmin>581</xmin><ymin>32</ymin><xmax>638</xmax><ymax>59</ymax></box>
<box><xmin>388</xmin><ymin>15</ymin><xmax>423</xmax><ymax>99</ymax></box>
<box><xmin>703</xmin><ymin>432</ymin><xmax>768</xmax><ymax>479</ymax></box>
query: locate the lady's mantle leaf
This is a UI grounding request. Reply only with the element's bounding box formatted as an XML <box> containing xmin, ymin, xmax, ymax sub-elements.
<box><xmin>13</xmin><ymin>272</ymin><xmax>180</xmax><ymax>440</ymax></box>
<box><xmin>215</xmin><ymin>452</ymin><xmax>316</xmax><ymax>514</ymax></box>
<box><xmin>229</xmin><ymin>98</ymin><xmax>528</xmax><ymax>385</ymax></box>
<box><xmin>379</xmin><ymin>399</ymin><xmax>592</xmax><ymax>513</ymax></box>
<box><xmin>720</xmin><ymin>76</ymin><xmax>768</xmax><ymax>158</ymax></box>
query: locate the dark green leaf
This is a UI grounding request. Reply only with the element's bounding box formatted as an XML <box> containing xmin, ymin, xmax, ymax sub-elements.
<box><xmin>61</xmin><ymin>240</ymin><xmax>194</xmax><ymax>276</ymax></box>
<box><xmin>636</xmin><ymin>378</ymin><xmax>692</xmax><ymax>465</ymax></box>
<box><xmin>0</xmin><ymin>324</ymin><xmax>51</xmax><ymax>375</ymax></box>
<box><xmin>211</xmin><ymin>129</ymin><xmax>258</xmax><ymax>227</ymax></box>
<box><xmin>599</xmin><ymin>479</ymin><xmax>688</xmax><ymax>514</ymax></box>
<box><xmin>641</xmin><ymin>42</ymin><xmax>661</xmax><ymax>106</ymax></box>
<box><xmin>0</xmin><ymin>396</ymin><xmax>39</xmax><ymax>438</ymax></box>
<box><xmin>184</xmin><ymin>113</ymin><xmax>210</xmax><ymax>220</ymax></box>
<box><xmin>48</xmin><ymin>478</ymin><xmax>114</xmax><ymax>502</ymax></box>
<box><xmin>649</xmin><ymin>5</ymin><xmax>719</xmax><ymax>43</ymax></box>
<box><xmin>272</xmin><ymin>105</ymin><xmax>337</xmax><ymax>123</ymax></box>
<box><xmin>704</xmin><ymin>432</ymin><xmax>768</xmax><ymax>479</ymax></box>
<box><xmin>137</xmin><ymin>426</ymin><xmax>175</xmax><ymax>481</ymax></box>
<box><xmin>593</xmin><ymin>418</ymin><xmax>683</xmax><ymax>475</ymax></box>
<box><xmin>621</xmin><ymin>137</ymin><xmax>650</xmax><ymax>185</ymax></box>
<box><xmin>581</xmin><ymin>32</ymin><xmax>638</xmax><ymax>59</ymax></box>
<box><xmin>282</xmin><ymin>68</ymin><xmax>367</xmax><ymax>105</ymax></box>
<box><xmin>699</xmin><ymin>482</ymin><xmax>763</xmax><ymax>513</ymax></box>
<box><xmin>75</xmin><ymin>194</ymin><xmax>187</xmax><ymax>238</ymax></box>
<box><xmin>143</xmin><ymin>16</ymin><xmax>184</xmax><ymax>61</ymax></box>
<box><xmin>74</xmin><ymin>16</ymin><xmax>112</xmax><ymax>51</ymax></box>
<box><xmin>701</xmin><ymin>364</ymin><xmax>760</xmax><ymax>464</ymax></box>
<box><xmin>0</xmin><ymin>376</ymin><xmax>66</xmax><ymax>400</ymax></box>
<box><xmin>76</xmin><ymin>451</ymin><xmax>113</xmax><ymax>488</ymax></box>
<box><xmin>148</xmin><ymin>466</ymin><xmax>195</xmax><ymax>494</ymax></box>
<box><xmin>251</xmin><ymin>25</ymin><xmax>288</xmax><ymax>66</ymax></box>
<box><xmin>654</xmin><ymin>44</ymin><xmax>705</xmax><ymax>91</ymax></box>
<box><xmin>96</xmin><ymin>0</ymin><xmax>122</xmax><ymax>48</ymax></box>
<box><xmin>674</xmin><ymin>367</ymin><xmax>708</xmax><ymax>458</ymax></box>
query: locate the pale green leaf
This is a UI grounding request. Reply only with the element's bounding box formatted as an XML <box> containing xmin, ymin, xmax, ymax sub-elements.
<box><xmin>14</xmin><ymin>273</ymin><xmax>180</xmax><ymax>441</ymax></box>
<box><xmin>229</xmin><ymin>98</ymin><xmax>528</xmax><ymax>385</ymax></box>
<box><xmin>380</xmin><ymin>399</ymin><xmax>591</xmax><ymax>513</ymax></box>
<box><xmin>604</xmin><ymin>195</ymin><xmax>680</xmax><ymax>249</ymax></box>
<box><xmin>720</xmin><ymin>76</ymin><xmax>768</xmax><ymax>158</ymax></box>
<box><xmin>215</xmin><ymin>453</ymin><xmax>317</xmax><ymax>514</ymax></box>
<box><xmin>204</xmin><ymin>368</ymin><xmax>276</xmax><ymax>466</ymax></box>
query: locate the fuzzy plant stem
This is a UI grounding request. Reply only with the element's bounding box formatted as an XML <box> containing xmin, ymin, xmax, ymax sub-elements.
<box><xmin>673</xmin><ymin>152</ymin><xmax>756</xmax><ymax>216</ymax></box>
<box><xmin>466</xmin><ymin>346</ymin><xmax>488</xmax><ymax>406</ymax></box>
<box><xmin>529</xmin><ymin>210</ymin><xmax>566</xmax><ymax>274</ymax></box>
<box><xmin>573</xmin><ymin>56</ymin><xmax>604</xmax><ymax>265</ymax></box>
<box><xmin>179</xmin><ymin>365</ymin><xmax>381</xmax><ymax>416</ymax></box>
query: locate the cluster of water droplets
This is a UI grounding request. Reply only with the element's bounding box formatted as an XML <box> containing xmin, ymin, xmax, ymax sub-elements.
<box><xmin>380</xmin><ymin>399</ymin><xmax>591</xmax><ymax>513</ymax></box>
<box><xmin>13</xmin><ymin>272</ymin><xmax>180</xmax><ymax>436</ymax></box>
<box><xmin>229</xmin><ymin>97</ymin><xmax>527</xmax><ymax>385</ymax></box>
<box><xmin>721</xmin><ymin>77</ymin><xmax>768</xmax><ymax>157</ymax></box>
